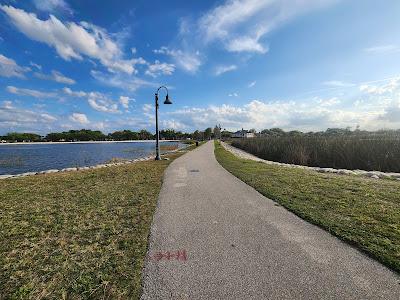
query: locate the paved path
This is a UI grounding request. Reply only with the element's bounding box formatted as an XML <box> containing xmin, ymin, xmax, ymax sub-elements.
<box><xmin>141</xmin><ymin>141</ymin><xmax>399</xmax><ymax>299</ymax></box>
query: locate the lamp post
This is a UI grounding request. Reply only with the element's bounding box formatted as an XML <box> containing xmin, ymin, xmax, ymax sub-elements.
<box><xmin>155</xmin><ymin>86</ymin><xmax>172</xmax><ymax>160</ymax></box>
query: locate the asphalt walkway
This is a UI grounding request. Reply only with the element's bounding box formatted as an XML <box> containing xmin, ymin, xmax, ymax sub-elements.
<box><xmin>141</xmin><ymin>141</ymin><xmax>399</xmax><ymax>299</ymax></box>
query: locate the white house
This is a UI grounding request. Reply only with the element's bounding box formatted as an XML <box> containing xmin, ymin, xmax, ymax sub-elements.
<box><xmin>231</xmin><ymin>129</ymin><xmax>256</xmax><ymax>138</ymax></box>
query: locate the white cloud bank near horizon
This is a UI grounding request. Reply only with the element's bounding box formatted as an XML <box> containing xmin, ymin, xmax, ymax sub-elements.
<box><xmin>2</xmin><ymin>75</ymin><xmax>400</xmax><ymax>134</ymax></box>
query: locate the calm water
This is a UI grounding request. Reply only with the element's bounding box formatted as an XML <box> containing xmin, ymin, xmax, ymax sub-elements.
<box><xmin>0</xmin><ymin>141</ymin><xmax>184</xmax><ymax>175</ymax></box>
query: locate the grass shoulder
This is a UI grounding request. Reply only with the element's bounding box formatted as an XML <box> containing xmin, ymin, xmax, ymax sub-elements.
<box><xmin>214</xmin><ymin>141</ymin><xmax>400</xmax><ymax>273</ymax></box>
<box><xmin>0</xmin><ymin>147</ymin><xmax>193</xmax><ymax>299</ymax></box>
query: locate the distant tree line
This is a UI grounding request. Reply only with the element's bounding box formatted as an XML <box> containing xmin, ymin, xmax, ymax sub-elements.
<box><xmin>0</xmin><ymin>127</ymin><xmax>219</xmax><ymax>143</ymax></box>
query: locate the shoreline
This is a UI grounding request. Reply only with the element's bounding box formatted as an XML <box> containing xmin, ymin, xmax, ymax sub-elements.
<box><xmin>0</xmin><ymin>140</ymin><xmax>180</xmax><ymax>146</ymax></box>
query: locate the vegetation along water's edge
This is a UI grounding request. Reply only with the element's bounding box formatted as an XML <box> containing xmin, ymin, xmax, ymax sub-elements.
<box><xmin>221</xmin><ymin>142</ymin><xmax>400</xmax><ymax>180</ymax></box>
<box><xmin>0</xmin><ymin>145</ymin><xmax>195</xmax><ymax>299</ymax></box>
<box><xmin>214</xmin><ymin>141</ymin><xmax>400</xmax><ymax>274</ymax></box>
<box><xmin>231</xmin><ymin>130</ymin><xmax>400</xmax><ymax>173</ymax></box>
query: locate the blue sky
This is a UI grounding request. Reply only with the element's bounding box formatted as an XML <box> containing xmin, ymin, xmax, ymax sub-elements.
<box><xmin>1</xmin><ymin>0</ymin><xmax>400</xmax><ymax>134</ymax></box>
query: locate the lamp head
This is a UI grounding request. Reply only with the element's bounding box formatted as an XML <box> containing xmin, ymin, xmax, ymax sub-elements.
<box><xmin>164</xmin><ymin>94</ymin><xmax>172</xmax><ymax>105</ymax></box>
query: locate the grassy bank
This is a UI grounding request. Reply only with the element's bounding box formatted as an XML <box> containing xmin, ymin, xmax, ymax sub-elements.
<box><xmin>214</xmin><ymin>141</ymin><xmax>400</xmax><ymax>273</ymax></box>
<box><xmin>231</xmin><ymin>134</ymin><xmax>400</xmax><ymax>172</ymax></box>
<box><xmin>0</xmin><ymin>149</ymin><xmax>190</xmax><ymax>299</ymax></box>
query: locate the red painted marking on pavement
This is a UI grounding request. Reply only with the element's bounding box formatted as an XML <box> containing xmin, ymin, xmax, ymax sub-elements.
<box><xmin>151</xmin><ymin>249</ymin><xmax>187</xmax><ymax>261</ymax></box>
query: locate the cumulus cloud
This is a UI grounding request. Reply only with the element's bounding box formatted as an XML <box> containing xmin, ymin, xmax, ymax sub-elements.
<box><xmin>154</xmin><ymin>47</ymin><xmax>201</xmax><ymax>73</ymax></box>
<box><xmin>1</xmin><ymin>5</ymin><xmax>142</xmax><ymax>74</ymax></box>
<box><xmin>62</xmin><ymin>87</ymin><xmax>87</xmax><ymax>97</ymax></box>
<box><xmin>145</xmin><ymin>60</ymin><xmax>175</xmax><ymax>77</ymax></box>
<box><xmin>164</xmin><ymin>96</ymin><xmax>397</xmax><ymax>132</ymax></box>
<box><xmin>69</xmin><ymin>112</ymin><xmax>89</xmax><ymax>124</ymax></box>
<box><xmin>0</xmin><ymin>101</ymin><xmax>57</xmax><ymax>132</ymax></box>
<box><xmin>119</xmin><ymin>96</ymin><xmax>134</xmax><ymax>110</ymax></box>
<box><xmin>214</xmin><ymin>64</ymin><xmax>237</xmax><ymax>76</ymax></box>
<box><xmin>34</xmin><ymin>70</ymin><xmax>75</xmax><ymax>84</ymax></box>
<box><xmin>0</xmin><ymin>54</ymin><xmax>30</xmax><ymax>78</ymax></box>
<box><xmin>6</xmin><ymin>85</ymin><xmax>57</xmax><ymax>98</ymax></box>
<box><xmin>87</xmin><ymin>92</ymin><xmax>120</xmax><ymax>113</ymax></box>
<box><xmin>359</xmin><ymin>77</ymin><xmax>400</xmax><ymax>95</ymax></box>
<box><xmin>316</xmin><ymin>97</ymin><xmax>340</xmax><ymax>107</ymax></box>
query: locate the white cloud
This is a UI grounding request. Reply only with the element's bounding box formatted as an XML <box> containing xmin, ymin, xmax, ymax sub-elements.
<box><xmin>364</xmin><ymin>45</ymin><xmax>400</xmax><ymax>54</ymax></box>
<box><xmin>322</xmin><ymin>80</ymin><xmax>354</xmax><ymax>87</ymax></box>
<box><xmin>226</xmin><ymin>36</ymin><xmax>268</xmax><ymax>53</ymax></box>
<box><xmin>119</xmin><ymin>96</ymin><xmax>133</xmax><ymax>110</ymax></box>
<box><xmin>69</xmin><ymin>113</ymin><xmax>89</xmax><ymax>124</ymax></box>
<box><xmin>214</xmin><ymin>64</ymin><xmax>237</xmax><ymax>76</ymax></box>
<box><xmin>228</xmin><ymin>92</ymin><xmax>239</xmax><ymax>97</ymax></box>
<box><xmin>0</xmin><ymin>102</ymin><xmax>57</xmax><ymax>132</ymax></box>
<box><xmin>360</xmin><ymin>77</ymin><xmax>400</xmax><ymax>95</ymax></box>
<box><xmin>1</xmin><ymin>5</ymin><xmax>142</xmax><ymax>74</ymax></box>
<box><xmin>142</xmin><ymin>103</ymin><xmax>153</xmax><ymax>113</ymax></box>
<box><xmin>87</xmin><ymin>92</ymin><xmax>120</xmax><ymax>114</ymax></box>
<box><xmin>35</xmin><ymin>70</ymin><xmax>76</xmax><ymax>84</ymax></box>
<box><xmin>154</xmin><ymin>47</ymin><xmax>201</xmax><ymax>73</ymax></box>
<box><xmin>165</xmin><ymin>95</ymin><xmax>399</xmax><ymax>132</ymax></box>
<box><xmin>145</xmin><ymin>60</ymin><xmax>175</xmax><ymax>77</ymax></box>
<box><xmin>41</xmin><ymin>113</ymin><xmax>57</xmax><ymax>122</ymax></box>
<box><xmin>2</xmin><ymin>100</ymin><xmax>13</xmax><ymax>109</ymax></box>
<box><xmin>248</xmin><ymin>81</ymin><xmax>256</xmax><ymax>88</ymax></box>
<box><xmin>33</xmin><ymin>0</ymin><xmax>73</xmax><ymax>15</ymax></box>
<box><xmin>316</xmin><ymin>97</ymin><xmax>340</xmax><ymax>107</ymax></box>
<box><xmin>30</xmin><ymin>61</ymin><xmax>42</xmax><ymax>70</ymax></box>
<box><xmin>62</xmin><ymin>87</ymin><xmax>87</xmax><ymax>97</ymax></box>
<box><xmin>91</xmin><ymin>70</ymin><xmax>157</xmax><ymax>92</ymax></box>
<box><xmin>0</xmin><ymin>54</ymin><xmax>30</xmax><ymax>78</ymax></box>
<box><xmin>199</xmin><ymin>0</ymin><xmax>335</xmax><ymax>54</ymax></box>
<box><xmin>161</xmin><ymin>119</ymin><xmax>186</xmax><ymax>130</ymax></box>
<box><xmin>6</xmin><ymin>85</ymin><xmax>57</xmax><ymax>98</ymax></box>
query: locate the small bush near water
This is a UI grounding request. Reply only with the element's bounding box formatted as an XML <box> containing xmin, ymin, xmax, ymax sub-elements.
<box><xmin>232</xmin><ymin>134</ymin><xmax>400</xmax><ymax>173</ymax></box>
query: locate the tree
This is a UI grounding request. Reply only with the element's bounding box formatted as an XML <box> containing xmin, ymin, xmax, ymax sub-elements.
<box><xmin>45</xmin><ymin>129</ymin><xmax>106</xmax><ymax>142</ymax></box>
<box><xmin>213</xmin><ymin>125</ymin><xmax>221</xmax><ymax>139</ymax></box>
<box><xmin>261</xmin><ymin>129</ymin><xmax>271</xmax><ymax>136</ymax></box>
<box><xmin>192</xmin><ymin>130</ymin><xmax>201</xmax><ymax>140</ymax></box>
<box><xmin>109</xmin><ymin>130</ymin><xmax>139</xmax><ymax>141</ymax></box>
<box><xmin>221</xmin><ymin>130</ymin><xmax>232</xmax><ymax>139</ymax></box>
<box><xmin>139</xmin><ymin>129</ymin><xmax>153</xmax><ymax>140</ymax></box>
<box><xmin>269</xmin><ymin>128</ymin><xmax>285</xmax><ymax>136</ymax></box>
<box><xmin>3</xmin><ymin>132</ymin><xmax>42</xmax><ymax>142</ymax></box>
<box><xmin>204</xmin><ymin>127</ymin><xmax>212</xmax><ymax>140</ymax></box>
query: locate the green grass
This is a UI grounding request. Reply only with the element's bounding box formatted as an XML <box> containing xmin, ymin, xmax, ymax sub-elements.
<box><xmin>0</xmin><ymin>149</ymin><xmax>190</xmax><ymax>299</ymax></box>
<box><xmin>214</xmin><ymin>141</ymin><xmax>400</xmax><ymax>273</ymax></box>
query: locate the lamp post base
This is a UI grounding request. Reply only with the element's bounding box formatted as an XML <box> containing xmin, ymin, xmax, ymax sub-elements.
<box><xmin>155</xmin><ymin>155</ymin><xmax>161</xmax><ymax>160</ymax></box>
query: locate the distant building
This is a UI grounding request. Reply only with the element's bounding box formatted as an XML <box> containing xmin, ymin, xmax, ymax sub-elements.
<box><xmin>231</xmin><ymin>129</ymin><xmax>256</xmax><ymax>138</ymax></box>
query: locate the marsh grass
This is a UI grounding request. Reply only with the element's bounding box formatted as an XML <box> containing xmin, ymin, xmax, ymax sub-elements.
<box><xmin>0</xmin><ymin>149</ymin><xmax>189</xmax><ymax>299</ymax></box>
<box><xmin>215</xmin><ymin>141</ymin><xmax>400</xmax><ymax>273</ymax></box>
<box><xmin>232</xmin><ymin>134</ymin><xmax>400</xmax><ymax>172</ymax></box>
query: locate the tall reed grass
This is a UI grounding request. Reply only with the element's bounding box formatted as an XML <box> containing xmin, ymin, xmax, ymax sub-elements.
<box><xmin>232</xmin><ymin>135</ymin><xmax>400</xmax><ymax>173</ymax></box>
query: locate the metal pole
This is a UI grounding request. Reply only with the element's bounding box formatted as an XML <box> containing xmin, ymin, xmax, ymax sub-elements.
<box><xmin>155</xmin><ymin>93</ymin><xmax>161</xmax><ymax>160</ymax></box>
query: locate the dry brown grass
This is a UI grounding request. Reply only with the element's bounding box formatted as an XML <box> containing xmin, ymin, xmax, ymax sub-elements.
<box><xmin>0</xmin><ymin>149</ymin><xmax>190</xmax><ymax>299</ymax></box>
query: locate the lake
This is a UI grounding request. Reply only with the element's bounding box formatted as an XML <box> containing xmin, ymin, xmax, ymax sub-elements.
<box><xmin>0</xmin><ymin>141</ymin><xmax>185</xmax><ymax>175</ymax></box>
